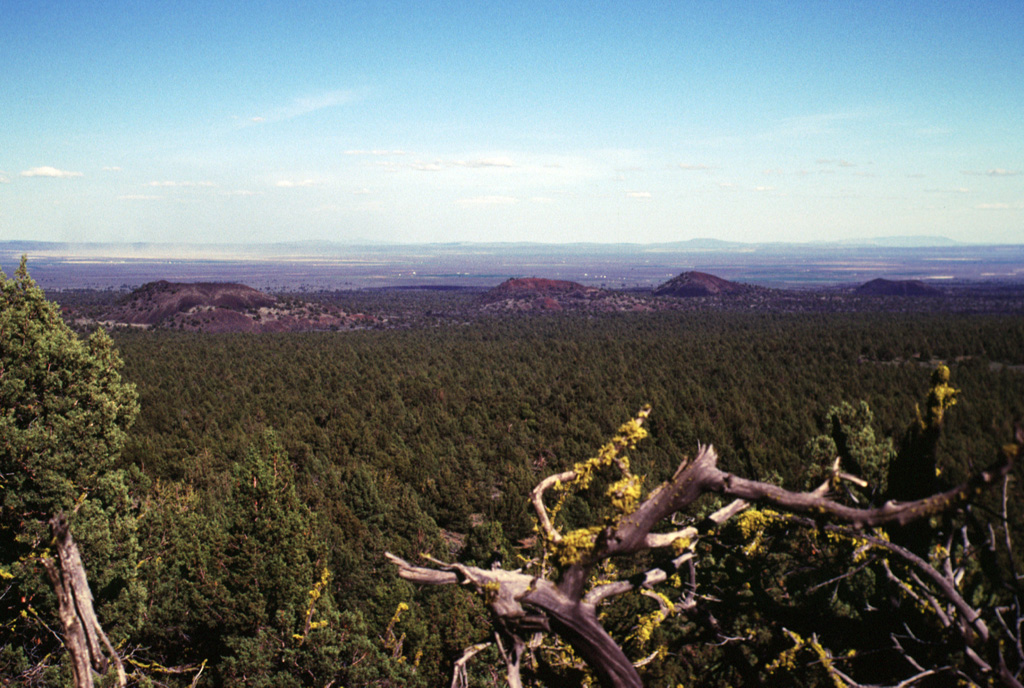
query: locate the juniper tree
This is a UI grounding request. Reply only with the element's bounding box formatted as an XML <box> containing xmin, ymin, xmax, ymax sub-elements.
<box><xmin>1</xmin><ymin>258</ymin><xmax>140</xmax><ymax>687</ymax></box>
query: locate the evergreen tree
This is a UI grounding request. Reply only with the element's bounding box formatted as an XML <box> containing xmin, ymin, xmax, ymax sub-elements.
<box><xmin>0</xmin><ymin>258</ymin><xmax>140</xmax><ymax>686</ymax></box>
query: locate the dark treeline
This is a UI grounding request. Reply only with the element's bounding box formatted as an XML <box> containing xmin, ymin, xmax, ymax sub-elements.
<box><xmin>6</xmin><ymin>303</ymin><xmax>1024</xmax><ymax>686</ymax></box>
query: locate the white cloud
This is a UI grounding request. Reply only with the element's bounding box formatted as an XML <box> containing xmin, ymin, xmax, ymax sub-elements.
<box><xmin>398</xmin><ymin>157</ymin><xmax>516</xmax><ymax>171</ymax></box>
<box><xmin>345</xmin><ymin>149</ymin><xmax>407</xmax><ymax>156</ymax></box>
<box><xmin>102</xmin><ymin>166</ymin><xmax>122</xmax><ymax>172</ymax></box>
<box><xmin>146</xmin><ymin>180</ymin><xmax>214</xmax><ymax>187</ymax></box>
<box><xmin>20</xmin><ymin>166</ymin><xmax>83</xmax><ymax>178</ymax></box>
<box><xmin>452</xmin><ymin>157</ymin><xmax>516</xmax><ymax>168</ymax></box>
<box><xmin>962</xmin><ymin>169</ymin><xmax>1021</xmax><ymax>177</ymax></box>
<box><xmin>252</xmin><ymin>90</ymin><xmax>353</xmax><ymax>125</ymax></box>
<box><xmin>626</xmin><ymin>191</ymin><xmax>652</xmax><ymax>199</ymax></box>
<box><xmin>976</xmin><ymin>202</ymin><xmax>1022</xmax><ymax>210</ymax></box>
<box><xmin>456</xmin><ymin>195</ymin><xmax>518</xmax><ymax>206</ymax></box>
<box><xmin>119</xmin><ymin>194</ymin><xmax>162</xmax><ymax>201</ymax></box>
<box><xmin>924</xmin><ymin>187</ymin><xmax>970</xmax><ymax>193</ymax></box>
<box><xmin>352</xmin><ymin>188</ymin><xmax>373</xmax><ymax>195</ymax></box>
<box><xmin>816</xmin><ymin>159</ymin><xmax>856</xmax><ymax>168</ymax></box>
<box><xmin>754</xmin><ymin>186</ymin><xmax>775</xmax><ymax>192</ymax></box>
<box><xmin>275</xmin><ymin>179</ymin><xmax>318</xmax><ymax>188</ymax></box>
<box><xmin>0</xmin><ymin>172</ymin><xmax>9</xmax><ymax>184</ymax></box>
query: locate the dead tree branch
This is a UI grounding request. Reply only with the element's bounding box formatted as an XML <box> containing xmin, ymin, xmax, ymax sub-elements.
<box><xmin>391</xmin><ymin>406</ymin><xmax>1015</xmax><ymax>688</ymax></box>
<box><xmin>40</xmin><ymin>513</ymin><xmax>127</xmax><ymax>688</ymax></box>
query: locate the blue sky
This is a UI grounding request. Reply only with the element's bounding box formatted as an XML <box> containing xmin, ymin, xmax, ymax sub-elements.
<box><xmin>1</xmin><ymin>1</ymin><xmax>1021</xmax><ymax>245</ymax></box>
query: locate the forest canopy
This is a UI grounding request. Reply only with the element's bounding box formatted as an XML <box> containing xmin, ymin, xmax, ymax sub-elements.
<box><xmin>2</xmin><ymin>261</ymin><xmax>1023</xmax><ymax>686</ymax></box>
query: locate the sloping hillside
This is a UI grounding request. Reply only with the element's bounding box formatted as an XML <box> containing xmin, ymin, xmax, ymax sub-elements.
<box><xmin>855</xmin><ymin>278</ymin><xmax>944</xmax><ymax>297</ymax></box>
<box><xmin>483</xmin><ymin>278</ymin><xmax>594</xmax><ymax>301</ymax></box>
<box><xmin>100</xmin><ymin>281</ymin><xmax>379</xmax><ymax>331</ymax></box>
<box><xmin>481</xmin><ymin>278</ymin><xmax>650</xmax><ymax>312</ymax></box>
<box><xmin>106</xmin><ymin>281</ymin><xmax>276</xmax><ymax>325</ymax></box>
<box><xmin>652</xmin><ymin>271</ymin><xmax>759</xmax><ymax>297</ymax></box>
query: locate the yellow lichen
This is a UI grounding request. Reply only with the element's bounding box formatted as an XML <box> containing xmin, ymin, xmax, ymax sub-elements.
<box><xmin>671</xmin><ymin>536</ymin><xmax>692</xmax><ymax>555</ymax></box>
<box><xmin>627</xmin><ymin>591</ymin><xmax>675</xmax><ymax>650</ymax></box>
<box><xmin>482</xmin><ymin>581</ymin><xmax>501</xmax><ymax>604</ymax></box>
<box><xmin>766</xmin><ymin>630</ymin><xmax>845</xmax><ymax>688</ymax></box>
<box><xmin>607</xmin><ymin>474</ymin><xmax>644</xmax><ymax>515</ymax></box>
<box><xmin>543</xmin><ymin>408</ymin><xmax>652</xmax><ymax>566</ymax></box>
<box><xmin>553</xmin><ymin>526</ymin><xmax>602</xmax><ymax>566</ymax></box>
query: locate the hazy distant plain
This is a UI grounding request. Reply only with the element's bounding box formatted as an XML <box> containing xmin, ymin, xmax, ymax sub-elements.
<box><xmin>3</xmin><ymin>241</ymin><xmax>1023</xmax><ymax>292</ymax></box>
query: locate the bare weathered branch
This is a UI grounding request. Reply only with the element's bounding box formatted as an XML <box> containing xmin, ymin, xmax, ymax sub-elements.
<box><xmin>390</xmin><ymin>407</ymin><xmax>1016</xmax><ymax>688</ymax></box>
<box><xmin>41</xmin><ymin>513</ymin><xmax>127</xmax><ymax>688</ymax></box>
<box><xmin>450</xmin><ymin>642</ymin><xmax>492</xmax><ymax>688</ymax></box>
<box><xmin>530</xmin><ymin>470</ymin><xmax>577</xmax><ymax>544</ymax></box>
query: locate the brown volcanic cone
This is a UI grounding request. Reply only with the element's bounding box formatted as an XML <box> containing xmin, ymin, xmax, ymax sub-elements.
<box><xmin>652</xmin><ymin>271</ymin><xmax>755</xmax><ymax>297</ymax></box>
<box><xmin>107</xmin><ymin>281</ymin><xmax>277</xmax><ymax>325</ymax></box>
<box><xmin>855</xmin><ymin>278</ymin><xmax>944</xmax><ymax>297</ymax></box>
<box><xmin>482</xmin><ymin>278</ymin><xmax>595</xmax><ymax>303</ymax></box>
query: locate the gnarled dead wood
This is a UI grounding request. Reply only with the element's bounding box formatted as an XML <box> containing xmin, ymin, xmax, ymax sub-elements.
<box><xmin>40</xmin><ymin>513</ymin><xmax>126</xmax><ymax>688</ymax></box>
<box><xmin>391</xmin><ymin>412</ymin><xmax>1015</xmax><ymax>688</ymax></box>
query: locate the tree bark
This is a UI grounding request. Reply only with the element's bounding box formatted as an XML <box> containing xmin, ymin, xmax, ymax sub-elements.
<box><xmin>40</xmin><ymin>513</ymin><xmax>126</xmax><ymax>688</ymax></box>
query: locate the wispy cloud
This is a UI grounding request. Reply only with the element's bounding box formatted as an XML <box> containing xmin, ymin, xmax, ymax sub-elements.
<box><xmin>924</xmin><ymin>187</ymin><xmax>970</xmax><ymax>193</ymax></box>
<box><xmin>345</xmin><ymin>149</ymin><xmax>407</xmax><ymax>156</ymax></box>
<box><xmin>962</xmin><ymin>168</ymin><xmax>1021</xmax><ymax>177</ymax></box>
<box><xmin>0</xmin><ymin>172</ymin><xmax>9</xmax><ymax>184</ymax></box>
<box><xmin>250</xmin><ymin>90</ymin><xmax>353</xmax><ymax>124</ymax></box>
<box><xmin>456</xmin><ymin>195</ymin><xmax>518</xmax><ymax>206</ymax></box>
<box><xmin>397</xmin><ymin>157</ymin><xmax>516</xmax><ymax>171</ymax></box>
<box><xmin>816</xmin><ymin>158</ymin><xmax>857</xmax><ymax>168</ymax></box>
<box><xmin>20</xmin><ymin>166</ymin><xmax>83</xmax><ymax>178</ymax></box>
<box><xmin>275</xmin><ymin>179</ymin><xmax>318</xmax><ymax>188</ymax></box>
<box><xmin>119</xmin><ymin>194</ymin><xmax>161</xmax><ymax>201</ymax></box>
<box><xmin>771</xmin><ymin>110</ymin><xmax>875</xmax><ymax>139</ymax></box>
<box><xmin>754</xmin><ymin>186</ymin><xmax>775</xmax><ymax>192</ymax></box>
<box><xmin>678</xmin><ymin>163</ymin><xmax>712</xmax><ymax>171</ymax></box>
<box><xmin>102</xmin><ymin>166</ymin><xmax>122</xmax><ymax>172</ymax></box>
<box><xmin>451</xmin><ymin>157</ymin><xmax>516</xmax><ymax>168</ymax></box>
<box><xmin>976</xmin><ymin>202</ymin><xmax>1023</xmax><ymax>210</ymax></box>
<box><xmin>626</xmin><ymin>191</ymin><xmax>652</xmax><ymax>199</ymax></box>
<box><xmin>146</xmin><ymin>180</ymin><xmax>214</xmax><ymax>187</ymax></box>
